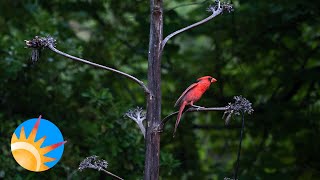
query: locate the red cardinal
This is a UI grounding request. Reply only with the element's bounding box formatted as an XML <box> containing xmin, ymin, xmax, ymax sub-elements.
<box><xmin>174</xmin><ymin>76</ymin><xmax>217</xmax><ymax>136</ymax></box>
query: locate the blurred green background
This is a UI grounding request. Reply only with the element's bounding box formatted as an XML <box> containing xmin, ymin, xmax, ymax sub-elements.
<box><xmin>0</xmin><ymin>0</ymin><xmax>319</xmax><ymax>179</ymax></box>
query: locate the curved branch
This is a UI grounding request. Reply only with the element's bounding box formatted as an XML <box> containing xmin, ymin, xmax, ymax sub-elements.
<box><xmin>47</xmin><ymin>45</ymin><xmax>150</xmax><ymax>94</ymax></box>
<box><xmin>25</xmin><ymin>36</ymin><xmax>151</xmax><ymax>95</ymax></box>
<box><xmin>162</xmin><ymin>10</ymin><xmax>222</xmax><ymax>51</ymax></box>
<box><xmin>161</xmin><ymin>1</ymin><xmax>233</xmax><ymax>51</ymax></box>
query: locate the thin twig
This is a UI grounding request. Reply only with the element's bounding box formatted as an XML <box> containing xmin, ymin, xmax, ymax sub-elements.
<box><xmin>162</xmin><ymin>1</ymin><xmax>233</xmax><ymax>51</ymax></box>
<box><xmin>234</xmin><ymin>111</ymin><xmax>245</xmax><ymax>180</ymax></box>
<box><xmin>25</xmin><ymin>36</ymin><xmax>151</xmax><ymax>95</ymax></box>
<box><xmin>100</xmin><ymin>169</ymin><xmax>124</xmax><ymax>180</ymax></box>
<box><xmin>161</xmin><ymin>106</ymin><xmax>228</xmax><ymax>129</ymax></box>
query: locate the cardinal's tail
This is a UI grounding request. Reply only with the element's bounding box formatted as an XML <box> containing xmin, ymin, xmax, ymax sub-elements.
<box><xmin>173</xmin><ymin>101</ymin><xmax>187</xmax><ymax>137</ymax></box>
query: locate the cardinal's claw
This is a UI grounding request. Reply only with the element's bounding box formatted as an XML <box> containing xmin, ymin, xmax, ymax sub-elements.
<box><xmin>191</xmin><ymin>105</ymin><xmax>205</xmax><ymax>109</ymax></box>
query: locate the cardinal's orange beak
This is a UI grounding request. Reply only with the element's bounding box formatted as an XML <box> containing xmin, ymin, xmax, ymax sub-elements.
<box><xmin>211</xmin><ymin>78</ymin><xmax>217</xmax><ymax>83</ymax></box>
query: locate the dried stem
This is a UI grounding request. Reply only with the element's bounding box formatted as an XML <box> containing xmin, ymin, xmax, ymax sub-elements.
<box><xmin>161</xmin><ymin>1</ymin><xmax>233</xmax><ymax>51</ymax></box>
<box><xmin>100</xmin><ymin>168</ymin><xmax>124</xmax><ymax>180</ymax></box>
<box><xmin>25</xmin><ymin>36</ymin><xmax>151</xmax><ymax>95</ymax></box>
<box><xmin>234</xmin><ymin>111</ymin><xmax>245</xmax><ymax>180</ymax></box>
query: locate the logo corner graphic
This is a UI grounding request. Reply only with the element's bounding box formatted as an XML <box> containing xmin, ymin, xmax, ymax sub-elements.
<box><xmin>11</xmin><ymin>115</ymin><xmax>65</xmax><ymax>172</ymax></box>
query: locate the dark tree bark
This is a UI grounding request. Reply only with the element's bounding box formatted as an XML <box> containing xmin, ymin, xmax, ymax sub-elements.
<box><xmin>144</xmin><ymin>0</ymin><xmax>163</xmax><ymax>180</ymax></box>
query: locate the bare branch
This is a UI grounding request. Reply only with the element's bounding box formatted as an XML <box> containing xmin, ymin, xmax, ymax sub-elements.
<box><xmin>25</xmin><ymin>36</ymin><xmax>151</xmax><ymax>95</ymax></box>
<box><xmin>234</xmin><ymin>112</ymin><xmax>245</xmax><ymax>180</ymax></box>
<box><xmin>79</xmin><ymin>155</ymin><xmax>124</xmax><ymax>180</ymax></box>
<box><xmin>161</xmin><ymin>106</ymin><xmax>228</xmax><ymax>129</ymax></box>
<box><xmin>161</xmin><ymin>0</ymin><xmax>233</xmax><ymax>51</ymax></box>
<box><xmin>160</xmin><ymin>96</ymin><xmax>253</xmax><ymax>131</ymax></box>
<box><xmin>124</xmin><ymin>107</ymin><xmax>146</xmax><ymax>138</ymax></box>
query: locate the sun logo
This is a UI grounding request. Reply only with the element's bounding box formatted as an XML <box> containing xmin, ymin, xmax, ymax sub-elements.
<box><xmin>11</xmin><ymin>115</ymin><xmax>66</xmax><ymax>172</ymax></box>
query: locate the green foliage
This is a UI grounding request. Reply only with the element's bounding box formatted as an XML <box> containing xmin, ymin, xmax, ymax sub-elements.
<box><xmin>1</xmin><ymin>0</ymin><xmax>320</xmax><ymax>179</ymax></box>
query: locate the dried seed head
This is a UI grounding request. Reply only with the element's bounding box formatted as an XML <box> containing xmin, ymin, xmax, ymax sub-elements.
<box><xmin>223</xmin><ymin>96</ymin><xmax>254</xmax><ymax>124</ymax></box>
<box><xmin>25</xmin><ymin>36</ymin><xmax>56</xmax><ymax>63</ymax></box>
<box><xmin>207</xmin><ymin>1</ymin><xmax>234</xmax><ymax>13</ymax></box>
<box><xmin>124</xmin><ymin>107</ymin><xmax>146</xmax><ymax>122</ymax></box>
<box><xmin>78</xmin><ymin>155</ymin><xmax>108</xmax><ymax>172</ymax></box>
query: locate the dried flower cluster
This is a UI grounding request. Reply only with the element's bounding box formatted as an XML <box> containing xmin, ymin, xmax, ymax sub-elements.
<box><xmin>78</xmin><ymin>155</ymin><xmax>108</xmax><ymax>172</ymax></box>
<box><xmin>25</xmin><ymin>36</ymin><xmax>56</xmax><ymax>49</ymax></box>
<box><xmin>25</xmin><ymin>36</ymin><xmax>56</xmax><ymax>63</ymax></box>
<box><xmin>224</xmin><ymin>177</ymin><xmax>237</xmax><ymax>180</ymax></box>
<box><xmin>223</xmin><ymin>96</ymin><xmax>254</xmax><ymax>125</ymax></box>
<box><xmin>125</xmin><ymin>107</ymin><xmax>146</xmax><ymax>137</ymax></box>
<box><xmin>78</xmin><ymin>155</ymin><xmax>124</xmax><ymax>180</ymax></box>
<box><xmin>207</xmin><ymin>1</ymin><xmax>234</xmax><ymax>14</ymax></box>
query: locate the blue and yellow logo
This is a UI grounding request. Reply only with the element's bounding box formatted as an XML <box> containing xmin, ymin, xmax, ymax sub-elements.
<box><xmin>11</xmin><ymin>115</ymin><xmax>66</xmax><ymax>172</ymax></box>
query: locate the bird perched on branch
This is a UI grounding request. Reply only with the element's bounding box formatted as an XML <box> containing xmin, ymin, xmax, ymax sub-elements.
<box><xmin>174</xmin><ymin>76</ymin><xmax>217</xmax><ymax>136</ymax></box>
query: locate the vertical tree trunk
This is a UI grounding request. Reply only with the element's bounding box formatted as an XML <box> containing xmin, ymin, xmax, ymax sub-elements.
<box><xmin>144</xmin><ymin>0</ymin><xmax>163</xmax><ymax>180</ymax></box>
